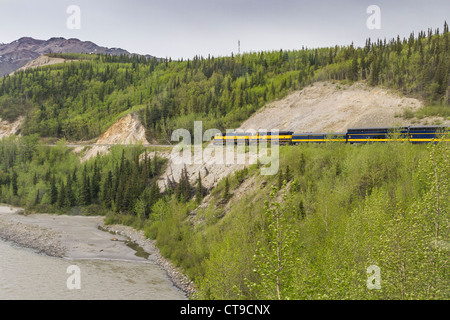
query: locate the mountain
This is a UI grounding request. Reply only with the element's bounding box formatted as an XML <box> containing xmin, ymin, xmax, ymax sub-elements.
<box><xmin>0</xmin><ymin>37</ymin><xmax>155</xmax><ymax>77</ymax></box>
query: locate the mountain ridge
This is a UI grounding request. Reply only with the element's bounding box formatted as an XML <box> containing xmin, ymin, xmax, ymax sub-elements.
<box><xmin>0</xmin><ymin>36</ymin><xmax>157</xmax><ymax>77</ymax></box>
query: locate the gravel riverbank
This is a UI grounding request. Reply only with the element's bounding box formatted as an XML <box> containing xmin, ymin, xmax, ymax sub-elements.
<box><xmin>100</xmin><ymin>223</ymin><xmax>196</xmax><ymax>297</ymax></box>
<box><xmin>0</xmin><ymin>205</ymin><xmax>195</xmax><ymax>298</ymax></box>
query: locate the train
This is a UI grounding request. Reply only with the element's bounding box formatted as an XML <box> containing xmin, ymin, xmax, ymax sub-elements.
<box><xmin>212</xmin><ymin>125</ymin><xmax>450</xmax><ymax>145</ymax></box>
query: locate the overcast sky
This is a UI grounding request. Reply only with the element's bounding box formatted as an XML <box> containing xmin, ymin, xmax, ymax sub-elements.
<box><xmin>0</xmin><ymin>0</ymin><xmax>448</xmax><ymax>59</ymax></box>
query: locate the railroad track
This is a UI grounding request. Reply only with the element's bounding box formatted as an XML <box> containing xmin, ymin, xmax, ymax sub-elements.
<box><xmin>45</xmin><ymin>144</ymin><xmax>174</xmax><ymax>148</ymax></box>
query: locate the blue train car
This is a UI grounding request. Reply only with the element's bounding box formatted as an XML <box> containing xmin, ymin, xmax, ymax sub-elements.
<box><xmin>250</xmin><ymin>131</ymin><xmax>293</xmax><ymax>144</ymax></box>
<box><xmin>291</xmin><ymin>133</ymin><xmax>311</xmax><ymax>144</ymax></box>
<box><xmin>347</xmin><ymin>127</ymin><xmax>388</xmax><ymax>144</ymax></box>
<box><xmin>292</xmin><ymin>133</ymin><xmax>346</xmax><ymax>144</ymax></box>
<box><xmin>292</xmin><ymin>133</ymin><xmax>326</xmax><ymax>143</ymax></box>
<box><xmin>213</xmin><ymin>133</ymin><xmax>223</xmax><ymax>145</ymax></box>
<box><xmin>214</xmin><ymin>131</ymin><xmax>294</xmax><ymax>145</ymax></box>
<box><xmin>409</xmin><ymin>126</ymin><xmax>450</xmax><ymax>144</ymax></box>
<box><xmin>347</xmin><ymin>127</ymin><xmax>409</xmax><ymax>144</ymax></box>
<box><xmin>213</xmin><ymin>132</ymin><xmax>250</xmax><ymax>145</ymax></box>
<box><xmin>327</xmin><ymin>133</ymin><xmax>347</xmax><ymax>143</ymax></box>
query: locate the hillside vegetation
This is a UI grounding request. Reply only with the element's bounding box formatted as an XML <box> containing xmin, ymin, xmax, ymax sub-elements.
<box><xmin>0</xmin><ymin>23</ymin><xmax>448</xmax><ymax>142</ymax></box>
<box><xmin>0</xmin><ymin>136</ymin><xmax>165</xmax><ymax>217</ymax></box>
<box><xmin>192</xmin><ymin>141</ymin><xmax>449</xmax><ymax>299</ymax></box>
<box><xmin>1</xmin><ymin>135</ymin><xmax>448</xmax><ymax>299</ymax></box>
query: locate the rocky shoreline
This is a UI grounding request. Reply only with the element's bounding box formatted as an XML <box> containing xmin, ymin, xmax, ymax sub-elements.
<box><xmin>100</xmin><ymin>224</ymin><xmax>196</xmax><ymax>298</ymax></box>
<box><xmin>0</xmin><ymin>215</ymin><xmax>65</xmax><ymax>258</ymax></box>
<box><xmin>0</xmin><ymin>206</ymin><xmax>196</xmax><ymax>299</ymax></box>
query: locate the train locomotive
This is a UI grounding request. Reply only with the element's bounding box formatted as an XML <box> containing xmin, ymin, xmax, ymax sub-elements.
<box><xmin>213</xmin><ymin>126</ymin><xmax>450</xmax><ymax>145</ymax></box>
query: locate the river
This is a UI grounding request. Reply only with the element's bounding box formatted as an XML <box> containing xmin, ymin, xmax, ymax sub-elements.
<box><xmin>0</xmin><ymin>206</ymin><xmax>187</xmax><ymax>300</ymax></box>
<box><xmin>0</xmin><ymin>238</ymin><xmax>186</xmax><ymax>300</ymax></box>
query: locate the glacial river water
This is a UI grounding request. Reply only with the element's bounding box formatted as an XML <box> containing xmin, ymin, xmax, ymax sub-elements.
<box><xmin>0</xmin><ymin>239</ymin><xmax>186</xmax><ymax>300</ymax></box>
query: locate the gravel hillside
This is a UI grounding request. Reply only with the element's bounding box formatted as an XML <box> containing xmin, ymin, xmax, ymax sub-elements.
<box><xmin>0</xmin><ymin>116</ymin><xmax>23</xmax><ymax>139</ymax></box>
<box><xmin>239</xmin><ymin>81</ymin><xmax>448</xmax><ymax>133</ymax></box>
<box><xmin>75</xmin><ymin>112</ymin><xmax>150</xmax><ymax>161</ymax></box>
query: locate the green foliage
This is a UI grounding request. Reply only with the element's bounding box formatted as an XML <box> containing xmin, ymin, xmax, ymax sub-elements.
<box><xmin>223</xmin><ymin>177</ymin><xmax>231</xmax><ymax>200</ymax></box>
<box><xmin>194</xmin><ymin>141</ymin><xmax>449</xmax><ymax>299</ymax></box>
<box><xmin>6</xmin><ymin>133</ymin><xmax>446</xmax><ymax>299</ymax></box>
<box><xmin>247</xmin><ymin>184</ymin><xmax>300</xmax><ymax>300</ymax></box>
<box><xmin>196</xmin><ymin>172</ymin><xmax>204</xmax><ymax>204</ymax></box>
<box><xmin>414</xmin><ymin>104</ymin><xmax>450</xmax><ymax>119</ymax></box>
<box><xmin>0</xmin><ymin>136</ymin><xmax>165</xmax><ymax>216</ymax></box>
<box><xmin>174</xmin><ymin>166</ymin><xmax>192</xmax><ymax>203</ymax></box>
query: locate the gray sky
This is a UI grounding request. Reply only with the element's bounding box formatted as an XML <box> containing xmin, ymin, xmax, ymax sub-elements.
<box><xmin>0</xmin><ymin>0</ymin><xmax>448</xmax><ymax>59</ymax></box>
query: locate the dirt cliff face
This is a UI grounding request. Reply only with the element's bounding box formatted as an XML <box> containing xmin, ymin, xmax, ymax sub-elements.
<box><xmin>10</xmin><ymin>55</ymin><xmax>67</xmax><ymax>75</ymax></box>
<box><xmin>0</xmin><ymin>117</ymin><xmax>23</xmax><ymax>139</ymax></box>
<box><xmin>96</xmin><ymin>113</ymin><xmax>149</xmax><ymax>145</ymax></box>
<box><xmin>239</xmin><ymin>81</ymin><xmax>448</xmax><ymax>133</ymax></box>
<box><xmin>77</xmin><ymin>112</ymin><xmax>150</xmax><ymax>161</ymax></box>
<box><xmin>157</xmin><ymin>145</ymin><xmax>260</xmax><ymax>193</ymax></box>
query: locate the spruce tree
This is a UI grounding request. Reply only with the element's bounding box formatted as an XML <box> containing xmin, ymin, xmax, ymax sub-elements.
<box><xmin>277</xmin><ymin>168</ymin><xmax>284</xmax><ymax>189</ymax></box>
<box><xmin>435</xmin><ymin>59</ymin><xmax>447</xmax><ymax>96</ymax></box>
<box><xmin>223</xmin><ymin>177</ymin><xmax>230</xmax><ymax>200</ymax></box>
<box><xmin>175</xmin><ymin>166</ymin><xmax>191</xmax><ymax>203</ymax></box>
<box><xmin>34</xmin><ymin>190</ymin><xmax>40</xmax><ymax>206</ymax></box>
<box><xmin>65</xmin><ymin>175</ymin><xmax>76</xmax><ymax>207</ymax></box>
<box><xmin>11</xmin><ymin>171</ymin><xmax>18</xmax><ymax>196</ymax></box>
<box><xmin>153</xmin><ymin>153</ymin><xmax>159</xmax><ymax>176</ymax></box>
<box><xmin>50</xmin><ymin>176</ymin><xmax>58</xmax><ymax>205</ymax></box>
<box><xmin>150</xmin><ymin>182</ymin><xmax>160</xmax><ymax>205</ymax></box>
<box><xmin>285</xmin><ymin>165</ymin><xmax>292</xmax><ymax>182</ymax></box>
<box><xmin>102</xmin><ymin>170</ymin><xmax>113</xmax><ymax>208</ymax></box>
<box><xmin>370</xmin><ymin>54</ymin><xmax>380</xmax><ymax>86</ymax></box>
<box><xmin>91</xmin><ymin>160</ymin><xmax>100</xmax><ymax>202</ymax></box>
<box><xmin>122</xmin><ymin>180</ymin><xmax>133</xmax><ymax>213</ymax></box>
<box><xmin>298</xmin><ymin>199</ymin><xmax>306</xmax><ymax>219</ymax></box>
<box><xmin>80</xmin><ymin>167</ymin><xmax>91</xmax><ymax>206</ymax></box>
<box><xmin>196</xmin><ymin>172</ymin><xmax>203</xmax><ymax>204</ymax></box>
<box><xmin>45</xmin><ymin>169</ymin><xmax>51</xmax><ymax>182</ymax></box>
<box><xmin>86</xmin><ymin>176</ymin><xmax>92</xmax><ymax>205</ymax></box>
<box><xmin>119</xmin><ymin>149</ymin><xmax>126</xmax><ymax>175</ymax></box>
<box><xmin>72</xmin><ymin>167</ymin><xmax>78</xmax><ymax>183</ymax></box>
<box><xmin>350</xmin><ymin>52</ymin><xmax>359</xmax><ymax>81</ymax></box>
<box><xmin>58</xmin><ymin>182</ymin><xmax>66</xmax><ymax>208</ymax></box>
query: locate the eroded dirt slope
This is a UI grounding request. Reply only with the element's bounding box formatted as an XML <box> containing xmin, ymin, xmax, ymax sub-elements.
<box><xmin>75</xmin><ymin>112</ymin><xmax>150</xmax><ymax>161</ymax></box>
<box><xmin>9</xmin><ymin>55</ymin><xmax>67</xmax><ymax>76</ymax></box>
<box><xmin>0</xmin><ymin>117</ymin><xmax>23</xmax><ymax>139</ymax></box>
<box><xmin>239</xmin><ymin>81</ymin><xmax>448</xmax><ymax>133</ymax></box>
